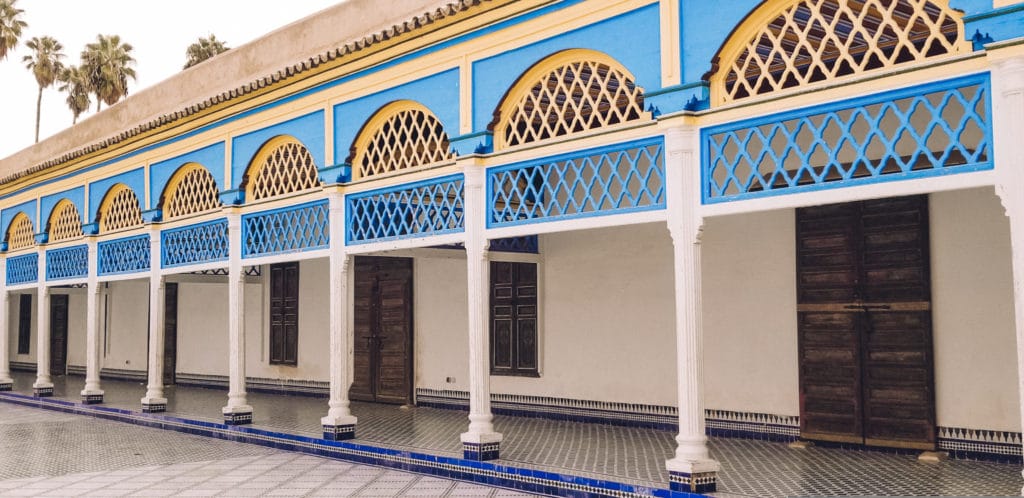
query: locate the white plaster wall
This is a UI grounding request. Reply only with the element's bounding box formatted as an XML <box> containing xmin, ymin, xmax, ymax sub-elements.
<box><xmin>102</xmin><ymin>280</ymin><xmax>149</xmax><ymax>372</ymax></box>
<box><xmin>415</xmin><ymin>254</ymin><xmax>469</xmax><ymax>391</ymax></box>
<box><xmin>702</xmin><ymin>209</ymin><xmax>800</xmax><ymax>417</ymax></box>
<box><xmin>174</xmin><ymin>279</ymin><xmax>265</xmax><ymax>378</ymax></box>
<box><xmin>930</xmin><ymin>188</ymin><xmax>1019</xmax><ymax>431</ymax></box>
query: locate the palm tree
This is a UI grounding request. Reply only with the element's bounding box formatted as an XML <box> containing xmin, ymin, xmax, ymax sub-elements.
<box><xmin>184</xmin><ymin>34</ymin><xmax>229</xmax><ymax>69</ymax></box>
<box><xmin>22</xmin><ymin>36</ymin><xmax>65</xmax><ymax>142</ymax></box>
<box><xmin>81</xmin><ymin>34</ymin><xmax>136</xmax><ymax>112</ymax></box>
<box><xmin>58</xmin><ymin>65</ymin><xmax>91</xmax><ymax>125</ymax></box>
<box><xmin>0</xmin><ymin>0</ymin><xmax>27</xmax><ymax>62</ymax></box>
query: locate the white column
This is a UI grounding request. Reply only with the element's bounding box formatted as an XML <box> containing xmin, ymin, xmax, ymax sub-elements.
<box><xmin>992</xmin><ymin>54</ymin><xmax>1024</xmax><ymax>496</ymax></box>
<box><xmin>664</xmin><ymin>125</ymin><xmax>719</xmax><ymax>493</ymax></box>
<box><xmin>459</xmin><ymin>160</ymin><xmax>502</xmax><ymax>460</ymax></box>
<box><xmin>222</xmin><ymin>212</ymin><xmax>252</xmax><ymax>424</ymax></box>
<box><xmin>321</xmin><ymin>192</ymin><xmax>357</xmax><ymax>439</ymax></box>
<box><xmin>141</xmin><ymin>230</ymin><xmax>166</xmax><ymax>412</ymax></box>
<box><xmin>0</xmin><ymin>256</ymin><xmax>11</xmax><ymax>390</ymax></box>
<box><xmin>81</xmin><ymin>240</ymin><xmax>103</xmax><ymax>403</ymax></box>
<box><xmin>33</xmin><ymin>248</ymin><xmax>53</xmax><ymax>396</ymax></box>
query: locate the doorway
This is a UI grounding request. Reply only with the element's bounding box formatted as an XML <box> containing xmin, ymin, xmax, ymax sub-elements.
<box><xmin>49</xmin><ymin>294</ymin><xmax>69</xmax><ymax>376</ymax></box>
<box><xmin>351</xmin><ymin>256</ymin><xmax>413</xmax><ymax>405</ymax></box>
<box><xmin>163</xmin><ymin>282</ymin><xmax>178</xmax><ymax>385</ymax></box>
<box><xmin>796</xmin><ymin>195</ymin><xmax>936</xmax><ymax>450</ymax></box>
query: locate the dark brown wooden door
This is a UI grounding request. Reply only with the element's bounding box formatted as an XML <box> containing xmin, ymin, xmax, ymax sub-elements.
<box><xmin>163</xmin><ymin>282</ymin><xmax>178</xmax><ymax>385</ymax></box>
<box><xmin>49</xmin><ymin>294</ymin><xmax>68</xmax><ymax>376</ymax></box>
<box><xmin>351</xmin><ymin>256</ymin><xmax>413</xmax><ymax>404</ymax></box>
<box><xmin>270</xmin><ymin>262</ymin><xmax>300</xmax><ymax>365</ymax></box>
<box><xmin>797</xmin><ymin>195</ymin><xmax>935</xmax><ymax>450</ymax></box>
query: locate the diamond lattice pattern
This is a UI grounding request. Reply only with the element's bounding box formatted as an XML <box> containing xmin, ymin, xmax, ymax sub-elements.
<box><xmin>164</xmin><ymin>165</ymin><xmax>222</xmax><ymax>219</ymax></box>
<box><xmin>717</xmin><ymin>0</ymin><xmax>963</xmax><ymax>103</ymax></box>
<box><xmin>162</xmin><ymin>219</ymin><xmax>229</xmax><ymax>267</ymax></box>
<box><xmin>489</xmin><ymin>139</ymin><xmax>665</xmax><ymax>226</ymax></box>
<box><xmin>6</xmin><ymin>253</ymin><xmax>38</xmax><ymax>285</ymax></box>
<box><xmin>242</xmin><ymin>201</ymin><xmax>329</xmax><ymax>257</ymax></box>
<box><xmin>355</xmin><ymin>107</ymin><xmax>455</xmax><ymax>179</ymax></box>
<box><xmin>705</xmin><ymin>78</ymin><xmax>989</xmax><ymax>202</ymax></box>
<box><xmin>247</xmin><ymin>140</ymin><xmax>322</xmax><ymax>201</ymax></box>
<box><xmin>6</xmin><ymin>214</ymin><xmax>34</xmax><ymax>251</ymax></box>
<box><xmin>97</xmin><ymin>235</ymin><xmax>150</xmax><ymax>275</ymax></box>
<box><xmin>100</xmin><ymin>185</ymin><xmax>143</xmax><ymax>233</ymax></box>
<box><xmin>347</xmin><ymin>176</ymin><xmax>464</xmax><ymax>244</ymax></box>
<box><xmin>46</xmin><ymin>245</ymin><xmax>88</xmax><ymax>280</ymax></box>
<box><xmin>497</xmin><ymin>60</ymin><xmax>645</xmax><ymax>149</ymax></box>
<box><xmin>48</xmin><ymin>201</ymin><xmax>83</xmax><ymax>242</ymax></box>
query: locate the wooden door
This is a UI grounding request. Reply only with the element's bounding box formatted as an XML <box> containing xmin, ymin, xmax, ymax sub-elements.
<box><xmin>49</xmin><ymin>294</ymin><xmax>69</xmax><ymax>376</ymax></box>
<box><xmin>351</xmin><ymin>256</ymin><xmax>413</xmax><ymax>404</ymax></box>
<box><xmin>270</xmin><ymin>262</ymin><xmax>300</xmax><ymax>365</ymax></box>
<box><xmin>163</xmin><ymin>282</ymin><xmax>178</xmax><ymax>385</ymax></box>
<box><xmin>797</xmin><ymin>195</ymin><xmax>935</xmax><ymax>450</ymax></box>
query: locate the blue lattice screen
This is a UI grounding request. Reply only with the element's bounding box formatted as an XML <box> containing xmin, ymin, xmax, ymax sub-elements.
<box><xmin>98</xmin><ymin>235</ymin><xmax>150</xmax><ymax>276</ymax></box>
<box><xmin>162</xmin><ymin>219</ymin><xmax>229</xmax><ymax>268</ymax></box>
<box><xmin>703</xmin><ymin>73</ymin><xmax>992</xmax><ymax>203</ymax></box>
<box><xmin>6</xmin><ymin>253</ymin><xmax>38</xmax><ymax>285</ymax></box>
<box><xmin>488</xmin><ymin>137</ymin><xmax>665</xmax><ymax>228</ymax></box>
<box><xmin>46</xmin><ymin>245</ymin><xmax>88</xmax><ymax>281</ymax></box>
<box><xmin>347</xmin><ymin>174</ymin><xmax>464</xmax><ymax>244</ymax></box>
<box><xmin>242</xmin><ymin>200</ymin><xmax>329</xmax><ymax>257</ymax></box>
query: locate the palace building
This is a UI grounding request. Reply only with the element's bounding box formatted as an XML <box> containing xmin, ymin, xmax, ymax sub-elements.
<box><xmin>1</xmin><ymin>0</ymin><xmax>1023</xmax><ymax>495</ymax></box>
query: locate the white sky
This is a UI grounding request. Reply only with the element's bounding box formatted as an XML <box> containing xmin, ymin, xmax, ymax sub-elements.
<box><xmin>0</xmin><ymin>0</ymin><xmax>343</xmax><ymax>159</ymax></box>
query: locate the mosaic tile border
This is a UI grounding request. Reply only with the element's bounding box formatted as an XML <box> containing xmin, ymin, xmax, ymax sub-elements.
<box><xmin>175</xmin><ymin>372</ymin><xmax>329</xmax><ymax>397</ymax></box>
<box><xmin>0</xmin><ymin>392</ymin><xmax>700</xmax><ymax>498</ymax></box>
<box><xmin>938</xmin><ymin>426</ymin><xmax>1024</xmax><ymax>464</ymax></box>
<box><xmin>9</xmin><ymin>361</ymin><xmax>35</xmax><ymax>372</ymax></box>
<box><xmin>99</xmin><ymin>367</ymin><xmax>148</xmax><ymax>382</ymax></box>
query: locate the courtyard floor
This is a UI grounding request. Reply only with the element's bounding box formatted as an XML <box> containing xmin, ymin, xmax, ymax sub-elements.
<box><xmin>3</xmin><ymin>370</ymin><xmax>1022</xmax><ymax>497</ymax></box>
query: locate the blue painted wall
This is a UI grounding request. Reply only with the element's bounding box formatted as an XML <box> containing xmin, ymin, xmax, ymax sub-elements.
<box><xmin>39</xmin><ymin>187</ymin><xmax>86</xmax><ymax>229</ymax></box>
<box><xmin>1</xmin><ymin>199</ymin><xmax>38</xmax><ymax>237</ymax></box>
<box><xmin>150</xmin><ymin>142</ymin><xmax>227</xmax><ymax>209</ymax></box>
<box><xmin>333</xmin><ymin>68</ymin><xmax>460</xmax><ymax>165</ymax></box>
<box><xmin>88</xmin><ymin>168</ymin><xmax>145</xmax><ymax>222</ymax></box>
<box><xmin>230</xmin><ymin>111</ymin><xmax>325</xmax><ymax>189</ymax></box>
<box><xmin>472</xmin><ymin>3</ymin><xmax>661</xmax><ymax>132</ymax></box>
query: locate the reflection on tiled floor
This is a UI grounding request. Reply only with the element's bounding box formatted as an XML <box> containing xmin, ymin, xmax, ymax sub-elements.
<box><xmin>8</xmin><ymin>371</ymin><xmax>1024</xmax><ymax>497</ymax></box>
<box><xmin>0</xmin><ymin>403</ymin><xmax>535</xmax><ymax>497</ymax></box>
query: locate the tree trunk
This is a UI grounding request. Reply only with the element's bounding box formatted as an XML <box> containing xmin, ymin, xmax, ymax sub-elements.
<box><xmin>34</xmin><ymin>86</ymin><xmax>42</xmax><ymax>143</ymax></box>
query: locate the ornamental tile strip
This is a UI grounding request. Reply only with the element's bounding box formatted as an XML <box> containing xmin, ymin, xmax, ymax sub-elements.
<box><xmin>703</xmin><ymin>73</ymin><xmax>992</xmax><ymax>203</ymax></box>
<box><xmin>488</xmin><ymin>137</ymin><xmax>665</xmax><ymax>227</ymax></box>
<box><xmin>97</xmin><ymin>234</ymin><xmax>150</xmax><ymax>276</ymax></box>
<box><xmin>242</xmin><ymin>200</ymin><xmax>329</xmax><ymax>257</ymax></box>
<box><xmin>45</xmin><ymin>245</ymin><xmax>88</xmax><ymax>281</ymax></box>
<box><xmin>161</xmin><ymin>219</ymin><xmax>229</xmax><ymax>268</ymax></box>
<box><xmin>346</xmin><ymin>175</ymin><xmax>464</xmax><ymax>244</ymax></box>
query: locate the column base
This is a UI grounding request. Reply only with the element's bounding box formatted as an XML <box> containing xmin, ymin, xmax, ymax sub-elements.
<box><xmin>461</xmin><ymin>432</ymin><xmax>503</xmax><ymax>461</ymax></box>
<box><xmin>32</xmin><ymin>386</ymin><xmax>53</xmax><ymax>397</ymax></box>
<box><xmin>322</xmin><ymin>424</ymin><xmax>356</xmax><ymax>441</ymax></box>
<box><xmin>223</xmin><ymin>405</ymin><xmax>253</xmax><ymax>425</ymax></box>
<box><xmin>667</xmin><ymin>459</ymin><xmax>719</xmax><ymax>494</ymax></box>
<box><xmin>141</xmin><ymin>397</ymin><xmax>167</xmax><ymax>413</ymax></box>
<box><xmin>80</xmin><ymin>390</ymin><xmax>104</xmax><ymax>404</ymax></box>
<box><xmin>0</xmin><ymin>380</ymin><xmax>12</xmax><ymax>391</ymax></box>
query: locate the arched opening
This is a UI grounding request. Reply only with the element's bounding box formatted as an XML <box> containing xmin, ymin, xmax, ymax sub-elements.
<box><xmin>349</xmin><ymin>101</ymin><xmax>455</xmax><ymax>180</ymax></box>
<box><xmin>97</xmin><ymin>184</ymin><xmax>144</xmax><ymax>233</ymax></box>
<box><xmin>242</xmin><ymin>135</ymin><xmax>321</xmax><ymax>201</ymax></box>
<box><xmin>160</xmin><ymin>162</ymin><xmax>222</xmax><ymax>220</ymax></box>
<box><xmin>46</xmin><ymin>200</ymin><xmax>84</xmax><ymax>242</ymax></box>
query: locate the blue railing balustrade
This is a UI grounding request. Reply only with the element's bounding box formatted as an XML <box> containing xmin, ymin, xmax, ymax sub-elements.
<box><xmin>346</xmin><ymin>174</ymin><xmax>465</xmax><ymax>244</ymax></box>
<box><xmin>242</xmin><ymin>200</ymin><xmax>330</xmax><ymax>258</ymax></box>
<box><xmin>6</xmin><ymin>253</ymin><xmax>38</xmax><ymax>285</ymax></box>
<box><xmin>161</xmin><ymin>219</ymin><xmax>229</xmax><ymax>268</ymax></box>
<box><xmin>97</xmin><ymin>235</ymin><xmax>151</xmax><ymax>276</ymax></box>
<box><xmin>45</xmin><ymin>244</ymin><xmax>88</xmax><ymax>281</ymax></box>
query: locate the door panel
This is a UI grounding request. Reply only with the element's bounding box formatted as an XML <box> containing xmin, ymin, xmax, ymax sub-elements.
<box><xmin>49</xmin><ymin>294</ymin><xmax>69</xmax><ymax>376</ymax></box>
<box><xmin>351</xmin><ymin>257</ymin><xmax>413</xmax><ymax>404</ymax></box>
<box><xmin>163</xmin><ymin>282</ymin><xmax>178</xmax><ymax>385</ymax></box>
<box><xmin>797</xmin><ymin>195</ymin><xmax>935</xmax><ymax>450</ymax></box>
<box><xmin>269</xmin><ymin>263</ymin><xmax>300</xmax><ymax>365</ymax></box>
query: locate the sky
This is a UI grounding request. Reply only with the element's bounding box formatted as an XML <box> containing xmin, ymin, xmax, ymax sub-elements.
<box><xmin>0</xmin><ymin>0</ymin><xmax>343</xmax><ymax>159</ymax></box>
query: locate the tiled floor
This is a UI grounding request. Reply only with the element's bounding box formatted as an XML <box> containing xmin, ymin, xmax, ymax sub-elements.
<box><xmin>7</xmin><ymin>370</ymin><xmax>1024</xmax><ymax>497</ymax></box>
<box><xmin>0</xmin><ymin>403</ymin><xmax>536</xmax><ymax>497</ymax></box>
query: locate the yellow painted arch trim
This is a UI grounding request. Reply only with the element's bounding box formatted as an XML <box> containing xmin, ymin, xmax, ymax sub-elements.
<box><xmin>5</xmin><ymin>212</ymin><xmax>35</xmax><ymax>250</ymax></box>
<box><xmin>491</xmin><ymin>48</ymin><xmax>647</xmax><ymax>150</ymax></box>
<box><xmin>97</xmin><ymin>183</ymin><xmax>143</xmax><ymax>233</ymax></box>
<box><xmin>707</xmin><ymin>0</ymin><xmax>970</xmax><ymax>105</ymax></box>
<box><xmin>350</xmin><ymin>100</ymin><xmax>454</xmax><ymax>180</ymax></box>
<box><xmin>243</xmin><ymin>135</ymin><xmax>320</xmax><ymax>201</ymax></box>
<box><xmin>46</xmin><ymin>199</ymin><xmax>84</xmax><ymax>242</ymax></box>
<box><xmin>159</xmin><ymin>162</ymin><xmax>222</xmax><ymax>218</ymax></box>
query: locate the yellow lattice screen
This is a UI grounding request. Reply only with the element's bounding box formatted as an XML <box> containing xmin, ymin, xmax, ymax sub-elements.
<box><xmin>6</xmin><ymin>213</ymin><xmax>34</xmax><ymax>251</ymax></box>
<box><xmin>493</xmin><ymin>50</ymin><xmax>647</xmax><ymax>150</ymax></box>
<box><xmin>47</xmin><ymin>200</ymin><xmax>83</xmax><ymax>242</ymax></box>
<box><xmin>162</xmin><ymin>163</ymin><xmax>222</xmax><ymax>219</ymax></box>
<box><xmin>98</xmin><ymin>184</ymin><xmax>144</xmax><ymax>233</ymax></box>
<box><xmin>245</xmin><ymin>136</ymin><xmax>322</xmax><ymax>201</ymax></box>
<box><xmin>352</xmin><ymin>102</ymin><xmax>455</xmax><ymax>180</ymax></box>
<box><xmin>711</xmin><ymin>0</ymin><xmax>965</xmax><ymax>104</ymax></box>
